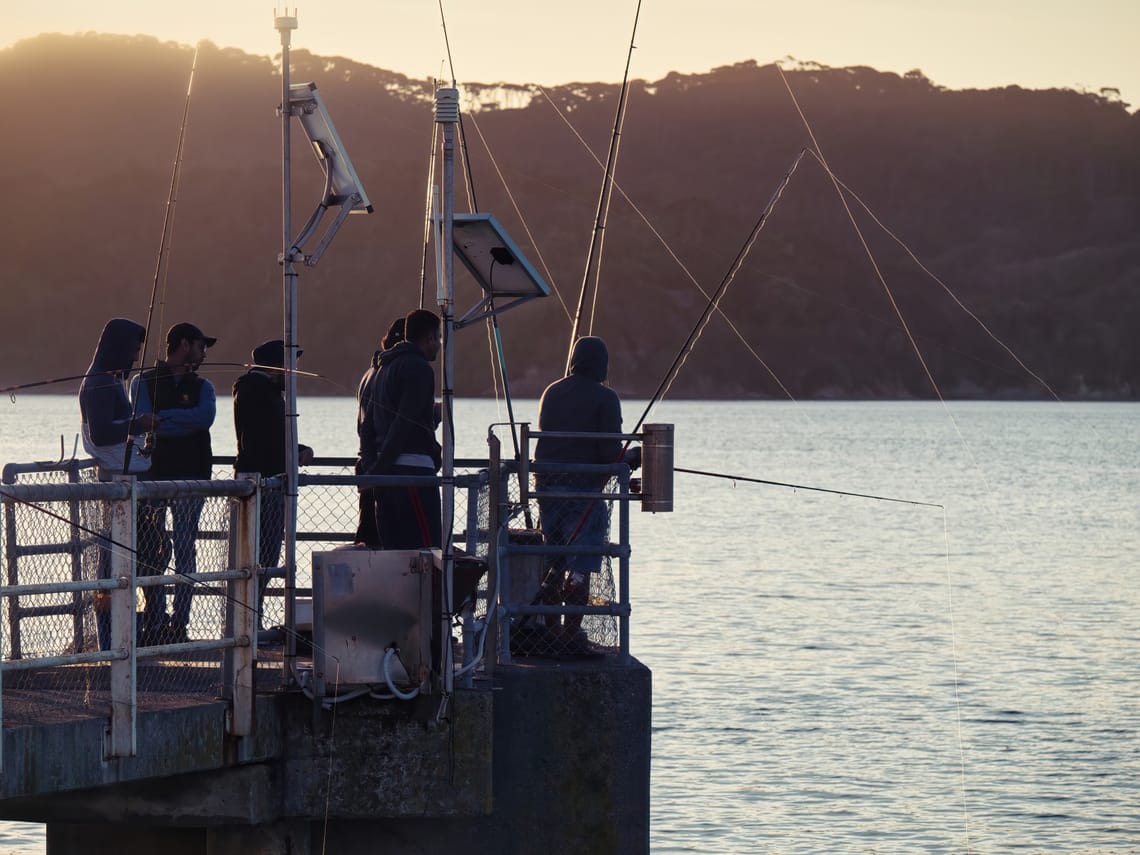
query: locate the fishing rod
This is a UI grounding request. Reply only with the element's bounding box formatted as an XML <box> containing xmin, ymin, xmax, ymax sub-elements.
<box><xmin>436</xmin><ymin>0</ymin><xmax>479</xmax><ymax>216</ymax></box>
<box><xmin>124</xmin><ymin>43</ymin><xmax>201</xmax><ymax>474</ymax></box>
<box><xmin>3</xmin><ymin>371</ymin><xmax>109</xmax><ymax>401</ymax></box>
<box><xmin>434</xmin><ymin>0</ymin><xmax>539</xmax><ymax>508</ymax></box>
<box><xmin>565</xmin><ymin>0</ymin><xmax>644</xmax><ymax>371</ymax></box>
<box><xmin>138</xmin><ymin>41</ymin><xmax>200</xmax><ymax>378</ymax></box>
<box><xmin>675</xmin><ymin>467</ymin><xmax>943</xmax><ymax>509</ymax></box>
<box><xmin>630</xmin><ymin>148</ymin><xmax>807</xmax><ymax>436</ymax></box>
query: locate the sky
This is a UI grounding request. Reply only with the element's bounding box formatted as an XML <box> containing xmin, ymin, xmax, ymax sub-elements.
<box><xmin>4</xmin><ymin>1</ymin><xmax>1138</xmax><ymax>108</ymax></box>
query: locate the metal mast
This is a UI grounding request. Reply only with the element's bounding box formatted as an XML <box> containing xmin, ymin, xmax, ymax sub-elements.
<box><xmin>275</xmin><ymin>9</ymin><xmax>301</xmax><ymax>682</ymax></box>
<box><xmin>435</xmin><ymin>87</ymin><xmax>458</xmax><ymax>697</ymax></box>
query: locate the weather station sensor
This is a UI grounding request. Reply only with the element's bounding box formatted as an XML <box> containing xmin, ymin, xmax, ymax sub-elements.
<box><xmin>286</xmin><ymin>81</ymin><xmax>372</xmax><ymax>266</ymax></box>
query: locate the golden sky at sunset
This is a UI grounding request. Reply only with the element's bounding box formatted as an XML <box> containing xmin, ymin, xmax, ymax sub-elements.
<box><xmin>5</xmin><ymin>1</ymin><xmax>1137</xmax><ymax>107</ymax></box>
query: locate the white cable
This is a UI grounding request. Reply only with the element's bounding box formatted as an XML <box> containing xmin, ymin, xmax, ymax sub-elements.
<box><xmin>383</xmin><ymin>647</ymin><xmax>420</xmax><ymax>700</ymax></box>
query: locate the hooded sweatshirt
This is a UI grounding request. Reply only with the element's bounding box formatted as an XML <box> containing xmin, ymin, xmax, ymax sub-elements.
<box><xmin>79</xmin><ymin>318</ymin><xmax>148</xmax><ymax>449</ymax></box>
<box><xmin>366</xmin><ymin>340</ymin><xmax>441</xmax><ymax>474</ymax></box>
<box><xmin>535</xmin><ymin>336</ymin><xmax>623</xmax><ymax>466</ymax></box>
<box><xmin>232</xmin><ymin>369</ymin><xmax>286</xmax><ymax>477</ymax></box>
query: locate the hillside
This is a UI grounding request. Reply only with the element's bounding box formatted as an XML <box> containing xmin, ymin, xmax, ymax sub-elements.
<box><xmin>2</xmin><ymin>34</ymin><xmax>1138</xmax><ymax>400</ymax></box>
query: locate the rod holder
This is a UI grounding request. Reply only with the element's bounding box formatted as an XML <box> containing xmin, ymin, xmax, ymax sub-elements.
<box><xmin>640</xmin><ymin>423</ymin><xmax>674</xmax><ymax>513</ymax></box>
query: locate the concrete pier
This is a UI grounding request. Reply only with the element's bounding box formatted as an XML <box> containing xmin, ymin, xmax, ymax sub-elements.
<box><xmin>0</xmin><ymin>656</ymin><xmax>651</xmax><ymax>855</ymax></box>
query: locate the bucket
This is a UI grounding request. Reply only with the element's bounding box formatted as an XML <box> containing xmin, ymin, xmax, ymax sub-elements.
<box><xmin>507</xmin><ymin>529</ymin><xmax>545</xmax><ymax>606</ymax></box>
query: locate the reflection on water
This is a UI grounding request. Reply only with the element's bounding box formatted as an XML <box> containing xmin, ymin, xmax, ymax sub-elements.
<box><xmin>0</xmin><ymin>823</ymin><xmax>45</xmax><ymax>854</ymax></box>
<box><xmin>2</xmin><ymin>398</ymin><xmax>1138</xmax><ymax>854</ymax></box>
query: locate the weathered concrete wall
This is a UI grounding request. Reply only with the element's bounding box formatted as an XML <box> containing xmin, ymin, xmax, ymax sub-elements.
<box><xmin>485</xmin><ymin>658</ymin><xmax>653</xmax><ymax>855</ymax></box>
<box><xmin>0</xmin><ymin>696</ymin><xmax>282</xmax><ymax>805</ymax></box>
<box><xmin>15</xmin><ymin>656</ymin><xmax>651</xmax><ymax>855</ymax></box>
<box><xmin>280</xmin><ymin>687</ymin><xmax>495</xmax><ymax>819</ymax></box>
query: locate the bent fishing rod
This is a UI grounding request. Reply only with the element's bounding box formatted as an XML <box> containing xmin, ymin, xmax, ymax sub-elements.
<box><xmin>555</xmin><ymin>150</ymin><xmax>807</xmax><ymax>546</ymax></box>
<box><xmin>630</xmin><ymin>148</ymin><xmax>807</xmax><ymax>436</ymax></box>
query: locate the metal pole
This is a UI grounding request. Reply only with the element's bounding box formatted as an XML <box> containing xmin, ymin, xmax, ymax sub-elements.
<box><xmin>276</xmin><ymin>10</ymin><xmax>300</xmax><ymax>684</ymax></box>
<box><xmin>486</xmin><ymin>433</ymin><xmax>501</xmax><ymax>674</ymax></box>
<box><xmin>108</xmin><ymin>475</ymin><xmax>137</xmax><ymax>757</ymax></box>
<box><xmin>435</xmin><ymin>87</ymin><xmax>458</xmax><ymax>696</ymax></box>
<box><xmin>229</xmin><ymin>479</ymin><xmax>258</xmax><ymax>737</ymax></box>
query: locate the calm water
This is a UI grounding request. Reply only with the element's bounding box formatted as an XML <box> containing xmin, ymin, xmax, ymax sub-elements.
<box><xmin>1</xmin><ymin>396</ymin><xmax>1138</xmax><ymax>854</ymax></box>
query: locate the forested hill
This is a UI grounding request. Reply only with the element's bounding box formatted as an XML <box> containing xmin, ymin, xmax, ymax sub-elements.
<box><xmin>3</xmin><ymin>34</ymin><xmax>1138</xmax><ymax>400</ymax></box>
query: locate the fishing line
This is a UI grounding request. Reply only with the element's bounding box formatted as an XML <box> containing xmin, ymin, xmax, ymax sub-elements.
<box><xmin>675</xmin><ymin>467</ymin><xmax>942</xmax><ymax>508</ymax></box>
<box><xmin>745</xmin><ymin>268</ymin><xmax>1044</xmax><ymax>384</ymax></box>
<box><xmin>805</xmin><ymin>149</ymin><xmax>1065</xmax><ymax>404</ymax></box>
<box><xmin>458</xmin><ymin>108</ymin><xmax>561</xmax><ymax>450</ymax></box>
<box><xmin>631</xmin><ymin>149</ymin><xmax>807</xmax><ymax>436</ymax></box>
<box><xmin>776</xmin><ymin>64</ymin><xmax>946</xmax><ymax>403</ymax></box>
<box><xmin>132</xmin><ymin>43</ymin><xmax>201</xmax><ymax>431</ymax></box>
<box><xmin>430</xmin><ymin>4</ymin><xmax>542</xmax><ymax>498</ymax></box>
<box><xmin>532</xmin><ymin>152</ymin><xmax>811</xmax><ymax>562</ymax></box>
<box><xmin>536</xmin><ymin>86</ymin><xmax>806</xmax><ymax>414</ymax></box>
<box><xmin>778</xmin><ymin>64</ymin><xmax>990</xmax><ymax>848</ymax></box>
<box><xmin>3</xmin><ymin>363</ymin><xmax>328</xmax><ymax>404</ymax></box>
<box><xmin>587</xmin><ymin>0</ymin><xmax>644</xmax><ymax>338</ymax></box>
<box><xmin>4</xmin><ymin>371</ymin><xmax>118</xmax><ymax>401</ymax></box>
<box><xmin>463</xmin><ymin>111</ymin><xmax>571</xmax><ymax>321</ymax></box>
<box><xmin>777</xmin><ymin>64</ymin><xmax>1029</xmax><ymax>555</ymax></box>
<box><xmin>435</xmin><ymin>0</ymin><xmax>478</xmax><ymax>214</ymax></box>
<box><xmin>484</xmin><ymin>303</ymin><xmax>505</xmax><ymax>422</ymax></box>
<box><xmin>943</xmin><ymin>508</ymin><xmax>973</xmax><ymax>853</ymax></box>
<box><xmin>320</xmin><ymin>658</ymin><xmax>342</xmax><ymax>855</ymax></box>
<box><xmin>566</xmin><ymin>0</ymin><xmax>644</xmax><ymax>369</ymax></box>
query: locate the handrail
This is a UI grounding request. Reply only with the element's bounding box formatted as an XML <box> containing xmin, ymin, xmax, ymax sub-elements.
<box><xmin>0</xmin><ymin>473</ymin><xmax>261</xmax><ymax>766</ymax></box>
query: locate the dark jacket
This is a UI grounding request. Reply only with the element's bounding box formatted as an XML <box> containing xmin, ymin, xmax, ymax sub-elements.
<box><xmin>366</xmin><ymin>341</ymin><xmax>441</xmax><ymax>474</ymax></box>
<box><xmin>136</xmin><ymin>363</ymin><xmax>214</xmax><ymax>479</ymax></box>
<box><xmin>355</xmin><ymin>350</ymin><xmax>381</xmax><ymax>475</ymax></box>
<box><xmin>233</xmin><ymin>369</ymin><xmax>287</xmax><ymax>477</ymax></box>
<box><xmin>79</xmin><ymin>318</ymin><xmax>147</xmax><ymax>448</ymax></box>
<box><xmin>535</xmin><ymin>336</ymin><xmax>623</xmax><ymax>466</ymax></box>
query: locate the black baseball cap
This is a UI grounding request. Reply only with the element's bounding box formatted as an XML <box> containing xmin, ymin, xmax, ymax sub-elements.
<box><xmin>166</xmin><ymin>322</ymin><xmax>217</xmax><ymax>348</ymax></box>
<box><xmin>252</xmin><ymin>339</ymin><xmax>302</xmax><ymax>367</ymax></box>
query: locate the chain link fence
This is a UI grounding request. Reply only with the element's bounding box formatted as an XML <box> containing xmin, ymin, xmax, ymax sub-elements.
<box><xmin>497</xmin><ymin>466</ymin><xmax>624</xmax><ymax>661</ymax></box>
<box><xmin>0</xmin><ymin>453</ymin><xmax>632</xmax><ymax>728</ymax></box>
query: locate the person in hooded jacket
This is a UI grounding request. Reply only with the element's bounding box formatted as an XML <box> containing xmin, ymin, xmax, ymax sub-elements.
<box><xmin>233</xmin><ymin>339</ymin><xmax>313</xmax><ymax>627</ymax></box>
<box><xmin>78</xmin><ymin>318</ymin><xmax>157</xmax><ymax>650</ymax></box>
<box><xmin>533</xmin><ymin>336</ymin><xmax>640</xmax><ymax>647</ymax></box>
<box><xmin>79</xmin><ymin>318</ymin><xmax>156</xmax><ymax>475</ymax></box>
<box><xmin>364</xmin><ymin>308</ymin><xmax>442</xmax><ymax>549</ymax></box>
<box><xmin>354</xmin><ymin>317</ymin><xmax>404</xmax><ymax>547</ymax></box>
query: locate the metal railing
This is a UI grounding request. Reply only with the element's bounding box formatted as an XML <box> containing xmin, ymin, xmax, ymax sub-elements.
<box><xmin>0</xmin><ymin>458</ymin><xmax>493</xmax><ymax>736</ymax></box>
<box><xmin>486</xmin><ymin>428</ymin><xmax>635</xmax><ymax>664</ymax></box>
<box><xmin>0</xmin><ymin>472</ymin><xmax>259</xmax><ymax>764</ymax></box>
<box><xmin>0</xmin><ymin>441</ymin><xmax>648</xmax><ymax>765</ymax></box>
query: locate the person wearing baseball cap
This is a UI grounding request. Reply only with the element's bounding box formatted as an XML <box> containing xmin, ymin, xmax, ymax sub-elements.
<box><xmin>233</xmin><ymin>340</ymin><xmax>313</xmax><ymax>628</ymax></box>
<box><xmin>129</xmin><ymin>321</ymin><xmax>219</xmax><ymax>645</ymax></box>
<box><xmin>165</xmin><ymin>322</ymin><xmax>217</xmax><ymax>351</ymax></box>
